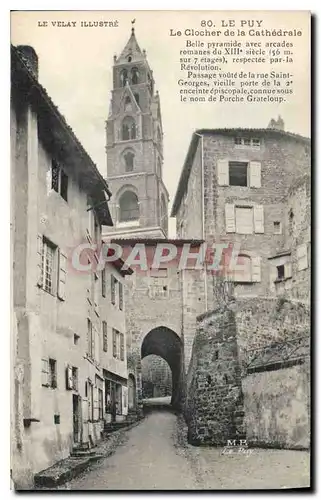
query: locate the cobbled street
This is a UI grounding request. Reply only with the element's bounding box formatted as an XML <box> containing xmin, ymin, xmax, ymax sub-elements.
<box><xmin>65</xmin><ymin>405</ymin><xmax>310</xmax><ymax>491</ymax></box>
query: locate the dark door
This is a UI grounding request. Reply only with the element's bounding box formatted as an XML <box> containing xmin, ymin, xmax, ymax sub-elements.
<box><xmin>73</xmin><ymin>394</ymin><xmax>79</xmax><ymax>443</ymax></box>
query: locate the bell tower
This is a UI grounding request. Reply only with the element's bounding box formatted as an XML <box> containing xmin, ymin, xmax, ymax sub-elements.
<box><xmin>104</xmin><ymin>23</ymin><xmax>169</xmax><ymax>239</ymax></box>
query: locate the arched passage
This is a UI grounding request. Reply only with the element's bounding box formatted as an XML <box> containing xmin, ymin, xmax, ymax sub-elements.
<box><xmin>141</xmin><ymin>327</ymin><xmax>184</xmax><ymax>409</ymax></box>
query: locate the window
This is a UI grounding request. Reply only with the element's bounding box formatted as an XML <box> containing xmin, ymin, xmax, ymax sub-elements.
<box><xmin>225</xmin><ymin>204</ymin><xmax>264</xmax><ymax>234</ymax></box>
<box><xmin>119</xmin><ymin>282</ymin><xmax>123</xmax><ymax>311</ymax></box>
<box><xmin>101</xmin><ymin>268</ymin><xmax>106</xmax><ymax>297</ymax></box>
<box><xmin>134</xmin><ymin>93</ymin><xmax>139</xmax><ymax>105</ymax></box>
<box><xmin>74</xmin><ymin>334</ymin><xmax>80</xmax><ymax>346</ymax></box>
<box><xmin>111</xmin><ymin>275</ymin><xmax>116</xmax><ymax>305</ymax></box>
<box><xmin>277</xmin><ymin>265</ymin><xmax>285</xmax><ymax>280</ymax></box>
<box><xmin>124</xmin><ymin>96</ymin><xmax>132</xmax><ymax>111</ymax></box>
<box><xmin>72</xmin><ymin>367</ymin><xmax>78</xmax><ymax>391</ymax></box>
<box><xmin>87</xmin><ymin>318</ymin><xmax>93</xmax><ymax>358</ymax></box>
<box><xmin>119</xmin><ymin>191</ymin><xmax>139</xmax><ymax>222</ymax></box>
<box><xmin>112</xmin><ymin>328</ymin><xmax>117</xmax><ymax>358</ymax></box>
<box><xmin>124</xmin><ymin>151</ymin><xmax>134</xmax><ymax>172</ymax></box>
<box><xmin>103</xmin><ymin>321</ymin><xmax>108</xmax><ymax>352</ymax></box>
<box><xmin>273</xmin><ymin>221</ymin><xmax>282</xmax><ymax>234</ymax></box>
<box><xmin>218</xmin><ymin>160</ymin><xmax>261</xmax><ymax>188</ymax></box>
<box><xmin>234</xmin><ymin>137</ymin><xmax>261</xmax><ymax>148</ymax></box>
<box><xmin>51</xmin><ymin>159</ymin><xmax>68</xmax><ymax>201</ymax></box>
<box><xmin>49</xmin><ymin>358</ymin><xmax>57</xmax><ymax>388</ymax></box>
<box><xmin>131</xmin><ymin>67</ymin><xmax>139</xmax><ymax>85</ymax></box>
<box><xmin>120</xmin><ymin>333</ymin><xmax>125</xmax><ymax>361</ymax></box>
<box><xmin>120</xmin><ymin>69</ymin><xmax>128</xmax><ymax>87</ymax></box>
<box><xmin>40</xmin><ymin>238</ymin><xmax>56</xmax><ymax>294</ymax></box>
<box><xmin>235</xmin><ymin>207</ymin><xmax>253</xmax><ymax>234</ymax></box>
<box><xmin>121</xmin><ymin>117</ymin><xmax>136</xmax><ymax>141</ymax></box>
<box><xmin>229</xmin><ymin>162</ymin><xmax>248</xmax><ymax>187</ymax></box>
<box><xmin>234</xmin><ymin>254</ymin><xmax>252</xmax><ymax>282</ymax></box>
<box><xmin>98</xmin><ymin>388</ymin><xmax>104</xmax><ymax>419</ymax></box>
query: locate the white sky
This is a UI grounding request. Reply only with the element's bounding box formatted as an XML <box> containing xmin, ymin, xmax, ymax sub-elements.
<box><xmin>11</xmin><ymin>11</ymin><xmax>310</xmax><ymax>236</ymax></box>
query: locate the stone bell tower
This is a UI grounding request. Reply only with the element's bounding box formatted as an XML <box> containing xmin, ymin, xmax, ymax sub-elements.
<box><xmin>103</xmin><ymin>23</ymin><xmax>169</xmax><ymax>239</ymax></box>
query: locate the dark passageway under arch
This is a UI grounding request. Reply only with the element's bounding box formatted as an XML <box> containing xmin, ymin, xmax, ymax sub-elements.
<box><xmin>141</xmin><ymin>327</ymin><xmax>184</xmax><ymax>408</ymax></box>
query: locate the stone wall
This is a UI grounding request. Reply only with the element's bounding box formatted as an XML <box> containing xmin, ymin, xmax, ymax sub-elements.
<box><xmin>184</xmin><ymin>306</ymin><xmax>243</xmax><ymax>445</ymax></box>
<box><xmin>243</xmin><ymin>360</ymin><xmax>310</xmax><ymax>449</ymax></box>
<box><xmin>141</xmin><ymin>355</ymin><xmax>172</xmax><ymax>398</ymax></box>
<box><xmin>185</xmin><ymin>297</ymin><xmax>310</xmax><ymax>449</ymax></box>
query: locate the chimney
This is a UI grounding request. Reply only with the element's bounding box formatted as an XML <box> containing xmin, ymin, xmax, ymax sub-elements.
<box><xmin>268</xmin><ymin>115</ymin><xmax>285</xmax><ymax>131</ymax></box>
<box><xmin>16</xmin><ymin>45</ymin><xmax>38</xmax><ymax>79</ymax></box>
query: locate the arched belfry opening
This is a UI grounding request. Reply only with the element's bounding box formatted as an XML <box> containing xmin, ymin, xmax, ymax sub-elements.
<box><xmin>141</xmin><ymin>327</ymin><xmax>184</xmax><ymax>409</ymax></box>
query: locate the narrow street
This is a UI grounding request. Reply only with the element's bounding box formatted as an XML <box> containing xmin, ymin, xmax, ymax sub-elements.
<box><xmin>66</xmin><ymin>404</ymin><xmax>310</xmax><ymax>491</ymax></box>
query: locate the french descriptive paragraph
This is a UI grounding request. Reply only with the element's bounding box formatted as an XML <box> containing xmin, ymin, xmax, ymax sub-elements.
<box><xmin>171</xmin><ymin>20</ymin><xmax>303</xmax><ymax>104</ymax></box>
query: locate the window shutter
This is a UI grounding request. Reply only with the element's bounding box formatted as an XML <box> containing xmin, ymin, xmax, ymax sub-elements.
<box><xmin>249</xmin><ymin>161</ymin><xmax>261</xmax><ymax>188</ymax></box>
<box><xmin>251</xmin><ymin>256</ymin><xmax>261</xmax><ymax>282</ymax></box>
<box><xmin>297</xmin><ymin>244</ymin><xmax>308</xmax><ymax>271</ymax></box>
<box><xmin>37</xmin><ymin>234</ymin><xmax>43</xmax><ymax>287</ymax></box>
<box><xmin>254</xmin><ymin>205</ymin><xmax>264</xmax><ymax>233</ymax></box>
<box><xmin>113</xmin><ymin>329</ymin><xmax>117</xmax><ymax>358</ymax></box>
<box><xmin>119</xmin><ymin>282</ymin><xmax>123</xmax><ymax>311</ymax></box>
<box><xmin>225</xmin><ymin>204</ymin><xmax>235</xmax><ymax>233</ymax></box>
<box><xmin>58</xmin><ymin>250</ymin><xmax>67</xmax><ymax>300</ymax></box>
<box><xmin>217</xmin><ymin>160</ymin><xmax>229</xmax><ymax>186</ymax></box>
<box><xmin>41</xmin><ymin>358</ymin><xmax>49</xmax><ymax>386</ymax></box>
<box><xmin>285</xmin><ymin>261</ymin><xmax>292</xmax><ymax>278</ymax></box>
<box><xmin>66</xmin><ymin>365</ymin><xmax>73</xmax><ymax>390</ymax></box>
<box><xmin>120</xmin><ymin>333</ymin><xmax>124</xmax><ymax>361</ymax></box>
<box><xmin>46</xmin><ymin>168</ymin><xmax>52</xmax><ymax>195</ymax></box>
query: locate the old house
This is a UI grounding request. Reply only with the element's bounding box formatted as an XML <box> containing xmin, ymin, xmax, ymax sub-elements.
<box><xmin>171</xmin><ymin>122</ymin><xmax>311</xmax><ymax>303</ymax></box>
<box><xmin>11</xmin><ymin>45</ymin><xmax>131</xmax><ymax>488</ymax></box>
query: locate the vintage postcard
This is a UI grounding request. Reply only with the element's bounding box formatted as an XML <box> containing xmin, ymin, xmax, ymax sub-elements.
<box><xmin>10</xmin><ymin>10</ymin><xmax>311</xmax><ymax>491</ymax></box>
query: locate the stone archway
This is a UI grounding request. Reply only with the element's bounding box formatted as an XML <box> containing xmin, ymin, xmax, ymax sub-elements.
<box><xmin>141</xmin><ymin>326</ymin><xmax>184</xmax><ymax>409</ymax></box>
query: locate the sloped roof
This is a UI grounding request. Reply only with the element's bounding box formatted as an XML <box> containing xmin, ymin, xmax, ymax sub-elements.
<box><xmin>11</xmin><ymin>44</ymin><xmax>113</xmax><ymax>226</ymax></box>
<box><xmin>116</xmin><ymin>27</ymin><xmax>145</xmax><ymax>65</ymax></box>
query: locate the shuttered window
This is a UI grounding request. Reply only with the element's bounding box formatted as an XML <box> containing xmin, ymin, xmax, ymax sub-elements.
<box><xmin>119</xmin><ymin>282</ymin><xmax>123</xmax><ymax>311</ymax></box>
<box><xmin>112</xmin><ymin>328</ymin><xmax>117</xmax><ymax>358</ymax></box>
<box><xmin>235</xmin><ymin>207</ymin><xmax>253</xmax><ymax>234</ymax></box>
<box><xmin>234</xmin><ymin>254</ymin><xmax>261</xmax><ymax>283</ymax></box>
<box><xmin>102</xmin><ymin>321</ymin><xmax>108</xmax><ymax>352</ymax></box>
<box><xmin>101</xmin><ymin>268</ymin><xmax>106</xmax><ymax>297</ymax></box>
<box><xmin>57</xmin><ymin>250</ymin><xmax>67</xmax><ymax>300</ymax></box>
<box><xmin>120</xmin><ymin>333</ymin><xmax>125</xmax><ymax>361</ymax></box>
<box><xmin>111</xmin><ymin>275</ymin><xmax>116</xmax><ymax>305</ymax></box>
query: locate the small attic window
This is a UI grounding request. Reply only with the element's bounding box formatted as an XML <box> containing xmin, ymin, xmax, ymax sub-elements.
<box><xmin>128</xmin><ymin>56</ymin><xmax>132</xmax><ymax>62</ymax></box>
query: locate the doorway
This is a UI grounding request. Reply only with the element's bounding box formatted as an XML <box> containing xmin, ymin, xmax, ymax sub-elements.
<box><xmin>72</xmin><ymin>394</ymin><xmax>80</xmax><ymax>443</ymax></box>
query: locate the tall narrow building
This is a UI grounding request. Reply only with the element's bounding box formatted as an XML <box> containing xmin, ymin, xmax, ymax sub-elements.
<box><xmin>104</xmin><ymin>26</ymin><xmax>169</xmax><ymax>239</ymax></box>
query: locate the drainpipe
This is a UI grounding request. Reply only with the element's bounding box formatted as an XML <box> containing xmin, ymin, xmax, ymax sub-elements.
<box><xmin>194</xmin><ymin>132</ymin><xmax>208</xmax><ymax>311</ymax></box>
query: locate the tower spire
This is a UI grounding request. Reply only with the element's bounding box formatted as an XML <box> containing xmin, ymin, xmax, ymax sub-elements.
<box><xmin>131</xmin><ymin>18</ymin><xmax>136</xmax><ymax>34</ymax></box>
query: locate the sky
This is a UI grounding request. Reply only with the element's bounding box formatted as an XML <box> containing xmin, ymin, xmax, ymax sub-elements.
<box><xmin>11</xmin><ymin>11</ymin><xmax>310</xmax><ymax>236</ymax></box>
